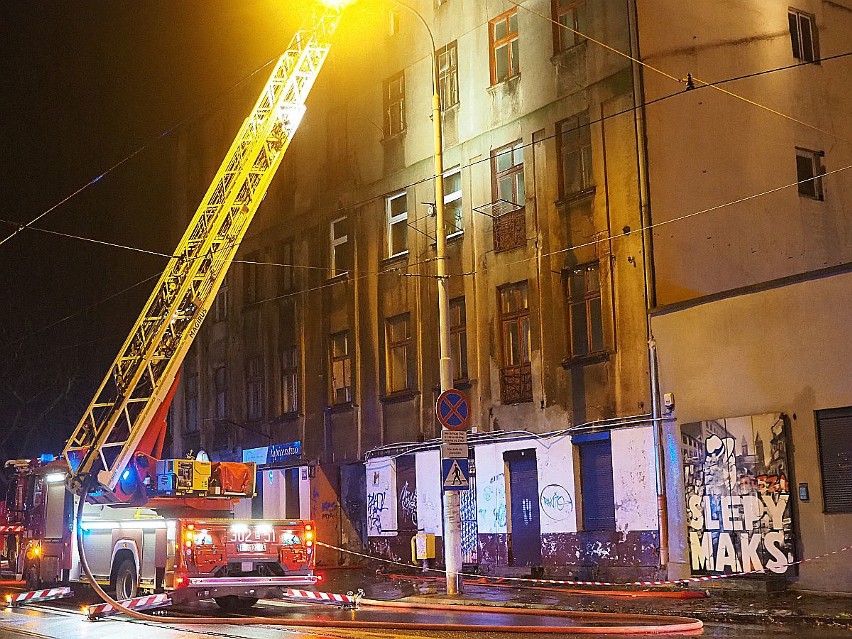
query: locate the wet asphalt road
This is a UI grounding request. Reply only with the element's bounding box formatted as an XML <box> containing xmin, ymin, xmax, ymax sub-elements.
<box><xmin>1</xmin><ymin>591</ymin><xmax>851</xmax><ymax>639</ymax></box>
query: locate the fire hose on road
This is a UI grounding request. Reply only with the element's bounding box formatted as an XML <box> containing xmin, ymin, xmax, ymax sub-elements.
<box><xmin>73</xmin><ymin>490</ymin><xmax>702</xmax><ymax>634</ymax></box>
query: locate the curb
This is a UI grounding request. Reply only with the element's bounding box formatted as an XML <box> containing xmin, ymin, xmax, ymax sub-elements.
<box><xmin>396</xmin><ymin>593</ymin><xmax>852</xmax><ymax>628</ymax></box>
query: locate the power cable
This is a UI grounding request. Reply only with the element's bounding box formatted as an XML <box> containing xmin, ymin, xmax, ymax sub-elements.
<box><xmin>4</xmin><ymin>36</ymin><xmax>847</xmax><ymax>350</ymax></box>
<box><xmin>456</xmin><ymin>164</ymin><xmax>852</xmax><ymax>276</ymax></box>
<box><xmin>509</xmin><ymin>0</ymin><xmax>850</xmax><ymax>144</ymax></box>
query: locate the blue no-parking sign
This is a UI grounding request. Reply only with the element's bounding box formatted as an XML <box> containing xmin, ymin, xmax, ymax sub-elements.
<box><xmin>436</xmin><ymin>389</ymin><xmax>470</xmax><ymax>431</ymax></box>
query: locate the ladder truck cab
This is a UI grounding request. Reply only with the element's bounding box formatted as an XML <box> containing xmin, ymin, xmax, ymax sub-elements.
<box><xmin>4</xmin><ymin>5</ymin><xmax>342</xmax><ymax>609</ymax></box>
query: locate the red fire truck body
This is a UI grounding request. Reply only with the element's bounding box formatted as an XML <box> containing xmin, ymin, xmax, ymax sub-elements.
<box><xmin>3</xmin><ymin>458</ymin><xmax>317</xmax><ymax>607</ymax></box>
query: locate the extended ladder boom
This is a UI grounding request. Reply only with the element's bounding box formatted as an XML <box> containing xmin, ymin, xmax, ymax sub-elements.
<box><xmin>63</xmin><ymin>7</ymin><xmax>341</xmax><ymax>499</ymax></box>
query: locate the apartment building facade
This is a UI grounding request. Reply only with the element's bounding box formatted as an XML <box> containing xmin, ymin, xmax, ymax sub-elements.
<box><xmin>640</xmin><ymin>0</ymin><xmax>852</xmax><ymax>592</ymax></box>
<box><xmin>166</xmin><ymin>0</ymin><xmax>851</xmax><ymax>591</ymax></box>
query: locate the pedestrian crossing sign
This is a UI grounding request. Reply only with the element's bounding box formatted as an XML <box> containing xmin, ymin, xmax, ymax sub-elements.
<box><xmin>442</xmin><ymin>458</ymin><xmax>469</xmax><ymax>491</ymax></box>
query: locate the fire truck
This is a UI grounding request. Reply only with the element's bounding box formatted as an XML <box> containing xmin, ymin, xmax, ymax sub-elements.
<box><xmin>1</xmin><ymin>4</ymin><xmax>342</xmax><ymax>610</ymax></box>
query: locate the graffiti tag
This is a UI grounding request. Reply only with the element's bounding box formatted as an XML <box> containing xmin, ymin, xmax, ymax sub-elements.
<box><xmin>539</xmin><ymin>484</ymin><xmax>573</xmax><ymax>521</ymax></box>
<box><xmin>367</xmin><ymin>491</ymin><xmax>387</xmax><ymax>536</ymax></box>
<box><xmin>399</xmin><ymin>481</ymin><xmax>417</xmax><ymax>528</ymax></box>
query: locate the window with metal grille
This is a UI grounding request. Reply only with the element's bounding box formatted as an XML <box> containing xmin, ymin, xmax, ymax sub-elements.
<box><xmin>816</xmin><ymin>408</ymin><xmax>852</xmax><ymax>513</ymax></box>
<box><xmin>565</xmin><ymin>262</ymin><xmax>604</xmax><ymax>358</ymax></box>
<box><xmin>386</xmin><ymin>191</ymin><xmax>408</xmax><ymax>257</ymax></box>
<box><xmin>386</xmin><ymin>313</ymin><xmax>412</xmax><ymax>393</ymax></box>
<box><xmin>246</xmin><ymin>356</ymin><xmax>264</xmax><ymax>422</ymax></box>
<box><xmin>214</xmin><ymin>366</ymin><xmax>227</xmax><ymax>421</ymax></box>
<box><xmin>491</xmin><ymin>141</ymin><xmax>526</xmax><ymax>252</ymax></box>
<box><xmin>450</xmin><ymin>297</ymin><xmax>468</xmax><ymax>381</ymax></box>
<box><xmin>575</xmin><ymin>431</ymin><xmax>616</xmax><ymax>531</ymax></box>
<box><xmin>330</xmin><ymin>331</ymin><xmax>352</xmax><ymax>405</ymax></box>
<box><xmin>244</xmin><ymin>250</ymin><xmax>262</xmax><ymax>304</ymax></box>
<box><xmin>213</xmin><ymin>278</ymin><xmax>229</xmax><ymax>322</ymax></box>
<box><xmin>558</xmin><ymin>112</ymin><xmax>593</xmax><ymax>197</ymax></box>
<box><xmin>383</xmin><ymin>72</ymin><xmax>406</xmax><ymax>137</ymax></box>
<box><xmin>278</xmin><ymin>241</ymin><xmax>294</xmax><ymax>294</ymax></box>
<box><xmin>552</xmin><ymin>0</ymin><xmax>587</xmax><ymax>53</ymax></box>
<box><xmin>489</xmin><ymin>8</ymin><xmax>519</xmax><ymax>84</ymax></box>
<box><xmin>280</xmin><ymin>346</ymin><xmax>299</xmax><ymax>415</ymax></box>
<box><xmin>185</xmin><ymin>373</ymin><xmax>199</xmax><ymax>433</ymax></box>
<box><xmin>796</xmin><ymin>148</ymin><xmax>825</xmax><ymax>200</ymax></box>
<box><xmin>330</xmin><ymin>216</ymin><xmax>352</xmax><ymax>276</ymax></box>
<box><xmin>437</xmin><ymin>40</ymin><xmax>459</xmax><ymax>110</ymax></box>
<box><xmin>444</xmin><ymin>168</ymin><xmax>463</xmax><ymax>237</ymax></box>
<box><xmin>499</xmin><ymin>281</ymin><xmax>532</xmax><ymax>404</ymax></box>
<box><xmin>789</xmin><ymin>9</ymin><xmax>819</xmax><ymax>63</ymax></box>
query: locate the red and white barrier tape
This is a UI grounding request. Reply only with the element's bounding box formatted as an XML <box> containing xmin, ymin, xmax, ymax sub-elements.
<box><xmin>283</xmin><ymin>588</ymin><xmax>361</xmax><ymax>606</ymax></box>
<box><xmin>317</xmin><ymin>540</ymin><xmax>852</xmax><ymax>588</ymax></box>
<box><xmin>6</xmin><ymin>586</ymin><xmax>73</xmax><ymax>606</ymax></box>
<box><xmin>0</xmin><ymin>526</ymin><xmax>24</xmax><ymax>533</ymax></box>
<box><xmin>86</xmin><ymin>593</ymin><xmax>171</xmax><ymax>619</ymax></box>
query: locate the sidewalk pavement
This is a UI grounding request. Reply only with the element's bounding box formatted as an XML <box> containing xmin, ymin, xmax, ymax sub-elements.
<box><xmin>315</xmin><ymin>566</ymin><xmax>852</xmax><ymax>629</ymax></box>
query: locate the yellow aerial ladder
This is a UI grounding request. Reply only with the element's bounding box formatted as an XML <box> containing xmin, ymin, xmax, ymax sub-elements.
<box><xmin>63</xmin><ymin>5</ymin><xmax>342</xmax><ymax>502</ymax></box>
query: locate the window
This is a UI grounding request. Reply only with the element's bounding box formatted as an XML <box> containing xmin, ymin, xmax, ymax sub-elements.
<box><xmin>386</xmin><ymin>192</ymin><xmax>408</xmax><ymax>257</ymax></box>
<box><xmin>246</xmin><ymin>357</ymin><xmax>263</xmax><ymax>421</ymax></box>
<box><xmin>280</xmin><ymin>346</ymin><xmax>299</xmax><ymax>415</ymax></box>
<box><xmin>213</xmin><ymin>279</ymin><xmax>229</xmax><ymax>322</ymax></box>
<box><xmin>558</xmin><ymin>112</ymin><xmax>593</xmax><ymax>197</ymax></box>
<box><xmin>443</xmin><ymin>169</ymin><xmax>463</xmax><ymax>237</ymax></box>
<box><xmin>214</xmin><ymin>366</ymin><xmax>227</xmax><ymax>421</ymax></box>
<box><xmin>278</xmin><ymin>242</ymin><xmax>294</xmax><ymax>294</ymax></box>
<box><xmin>552</xmin><ymin>0</ymin><xmax>587</xmax><ymax>53</ymax></box>
<box><xmin>330</xmin><ymin>216</ymin><xmax>352</xmax><ymax>276</ymax></box>
<box><xmin>437</xmin><ymin>41</ymin><xmax>459</xmax><ymax>110</ymax></box>
<box><xmin>565</xmin><ymin>262</ymin><xmax>604</xmax><ymax>358</ymax></box>
<box><xmin>575</xmin><ymin>431</ymin><xmax>616</xmax><ymax>531</ymax></box>
<box><xmin>244</xmin><ymin>250</ymin><xmax>262</xmax><ymax>304</ymax></box>
<box><xmin>789</xmin><ymin>9</ymin><xmax>818</xmax><ymax>63</ymax></box>
<box><xmin>383</xmin><ymin>72</ymin><xmax>405</xmax><ymax>138</ymax></box>
<box><xmin>449</xmin><ymin>297</ymin><xmax>468</xmax><ymax>381</ymax></box>
<box><xmin>185</xmin><ymin>373</ymin><xmax>199</xmax><ymax>433</ymax></box>
<box><xmin>796</xmin><ymin>148</ymin><xmax>824</xmax><ymax>200</ymax></box>
<box><xmin>489</xmin><ymin>8</ymin><xmax>519</xmax><ymax>84</ymax></box>
<box><xmin>499</xmin><ymin>282</ymin><xmax>532</xmax><ymax>404</ymax></box>
<box><xmin>493</xmin><ymin>141</ymin><xmax>526</xmax><ymax>205</ymax></box>
<box><xmin>491</xmin><ymin>141</ymin><xmax>526</xmax><ymax>252</ymax></box>
<box><xmin>330</xmin><ymin>331</ymin><xmax>352</xmax><ymax>404</ymax></box>
<box><xmin>816</xmin><ymin>408</ymin><xmax>852</xmax><ymax>513</ymax></box>
<box><xmin>386</xmin><ymin>313</ymin><xmax>412</xmax><ymax>394</ymax></box>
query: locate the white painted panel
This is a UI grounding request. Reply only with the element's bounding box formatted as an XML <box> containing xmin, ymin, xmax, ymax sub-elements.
<box><xmin>536</xmin><ymin>435</ymin><xmax>578</xmax><ymax>534</ymax></box>
<box><xmin>366</xmin><ymin>457</ymin><xmax>397</xmax><ymax>536</ymax></box>
<box><xmin>262</xmin><ymin>469</ymin><xmax>286</xmax><ymax>519</ymax></box>
<box><xmin>611</xmin><ymin>426</ymin><xmax>659</xmax><ymax>531</ymax></box>
<box><xmin>474</xmin><ymin>442</ymin><xmax>515</xmax><ymax>534</ymax></box>
<box><xmin>299</xmin><ymin>467</ymin><xmax>311</xmax><ymax>520</ymax></box>
<box><xmin>415</xmin><ymin>450</ymin><xmax>442</xmax><ymax>535</ymax></box>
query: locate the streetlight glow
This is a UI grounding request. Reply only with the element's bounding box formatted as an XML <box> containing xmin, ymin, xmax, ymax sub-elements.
<box><xmin>318</xmin><ymin>0</ymin><xmax>355</xmax><ymax>8</ymax></box>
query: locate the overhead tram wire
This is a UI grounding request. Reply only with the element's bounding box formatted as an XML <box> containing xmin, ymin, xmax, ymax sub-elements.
<box><xmin>459</xmin><ymin>163</ymin><xmax>852</xmax><ymax>278</ymax></box>
<box><xmin>510</xmin><ymin>0</ymin><xmax>851</xmax><ymax>145</ymax></box>
<box><xmin>3</xmin><ymin>42</ymin><xmax>848</xmax><ymax>351</ymax></box>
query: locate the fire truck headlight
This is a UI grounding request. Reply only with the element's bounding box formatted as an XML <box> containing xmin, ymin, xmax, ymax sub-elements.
<box><xmin>45</xmin><ymin>473</ymin><xmax>66</xmax><ymax>484</ymax></box>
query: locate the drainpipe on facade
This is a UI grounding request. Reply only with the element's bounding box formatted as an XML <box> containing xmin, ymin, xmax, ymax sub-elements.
<box><xmin>626</xmin><ymin>0</ymin><xmax>668</xmax><ymax>573</ymax></box>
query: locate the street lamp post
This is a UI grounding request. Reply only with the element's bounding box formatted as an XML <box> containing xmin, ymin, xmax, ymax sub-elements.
<box><xmin>395</xmin><ymin>2</ymin><xmax>463</xmax><ymax>596</ymax></box>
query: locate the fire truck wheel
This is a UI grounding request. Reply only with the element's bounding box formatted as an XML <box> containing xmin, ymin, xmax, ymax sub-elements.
<box><xmin>114</xmin><ymin>559</ymin><xmax>138</xmax><ymax>601</ymax></box>
<box><xmin>214</xmin><ymin>596</ymin><xmax>259</xmax><ymax>611</ymax></box>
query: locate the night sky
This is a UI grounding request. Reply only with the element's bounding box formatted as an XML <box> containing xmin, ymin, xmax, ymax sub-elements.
<box><xmin>0</xmin><ymin>1</ymin><xmax>303</xmax><ymax>472</ymax></box>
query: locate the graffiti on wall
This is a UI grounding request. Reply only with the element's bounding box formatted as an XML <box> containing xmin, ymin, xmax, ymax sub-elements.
<box><xmin>366</xmin><ymin>460</ymin><xmax>395</xmax><ymax>537</ymax></box>
<box><xmin>478</xmin><ymin>472</ymin><xmax>506</xmax><ymax>530</ymax></box>
<box><xmin>682</xmin><ymin>414</ymin><xmax>794</xmax><ymax>575</ymax></box>
<box><xmin>399</xmin><ymin>481</ymin><xmax>417</xmax><ymax>529</ymax></box>
<box><xmin>539</xmin><ymin>484</ymin><xmax>573</xmax><ymax>521</ymax></box>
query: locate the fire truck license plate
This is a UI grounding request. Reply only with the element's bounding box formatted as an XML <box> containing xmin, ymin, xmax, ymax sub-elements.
<box><xmin>238</xmin><ymin>543</ymin><xmax>267</xmax><ymax>552</ymax></box>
